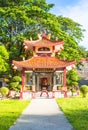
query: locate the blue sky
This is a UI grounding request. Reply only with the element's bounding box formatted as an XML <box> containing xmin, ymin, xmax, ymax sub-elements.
<box><xmin>47</xmin><ymin>0</ymin><xmax>80</xmax><ymax>7</ymax></box>
<box><xmin>47</xmin><ymin>0</ymin><xmax>88</xmax><ymax>50</ymax></box>
<box><xmin>47</xmin><ymin>0</ymin><xmax>81</xmax><ymax>15</ymax></box>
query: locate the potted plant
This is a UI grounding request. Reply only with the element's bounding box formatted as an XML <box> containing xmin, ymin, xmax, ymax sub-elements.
<box><xmin>80</xmin><ymin>85</ymin><xmax>88</xmax><ymax>98</ymax></box>
<box><xmin>0</xmin><ymin>87</ymin><xmax>9</xmax><ymax>99</ymax></box>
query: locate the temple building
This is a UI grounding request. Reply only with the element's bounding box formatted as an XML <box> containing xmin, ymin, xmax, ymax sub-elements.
<box><xmin>12</xmin><ymin>33</ymin><xmax>75</xmax><ymax>98</ymax></box>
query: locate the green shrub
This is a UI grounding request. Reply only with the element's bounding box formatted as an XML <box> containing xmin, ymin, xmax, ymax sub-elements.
<box><xmin>9</xmin><ymin>76</ymin><xmax>22</xmax><ymax>93</ymax></box>
<box><xmin>26</xmin><ymin>85</ymin><xmax>32</xmax><ymax>90</ymax></box>
<box><xmin>9</xmin><ymin>82</ymin><xmax>18</xmax><ymax>88</ymax></box>
<box><xmin>0</xmin><ymin>87</ymin><xmax>9</xmax><ymax>97</ymax></box>
<box><xmin>57</xmin><ymin>86</ymin><xmax>62</xmax><ymax>90</ymax></box>
<box><xmin>9</xmin><ymin>82</ymin><xmax>21</xmax><ymax>92</ymax></box>
<box><xmin>80</xmin><ymin>85</ymin><xmax>88</xmax><ymax>97</ymax></box>
<box><xmin>17</xmin><ymin>85</ymin><xmax>22</xmax><ymax>91</ymax></box>
<box><xmin>12</xmin><ymin>76</ymin><xmax>21</xmax><ymax>82</ymax></box>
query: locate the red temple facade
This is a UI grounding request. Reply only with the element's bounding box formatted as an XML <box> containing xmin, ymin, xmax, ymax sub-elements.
<box><xmin>12</xmin><ymin>33</ymin><xmax>75</xmax><ymax>98</ymax></box>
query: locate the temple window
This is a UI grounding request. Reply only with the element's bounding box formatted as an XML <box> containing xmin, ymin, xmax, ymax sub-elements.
<box><xmin>54</xmin><ymin>72</ymin><xmax>63</xmax><ymax>85</ymax></box>
<box><xmin>38</xmin><ymin>47</ymin><xmax>50</xmax><ymax>51</ymax></box>
<box><xmin>25</xmin><ymin>71</ymin><xmax>33</xmax><ymax>90</ymax></box>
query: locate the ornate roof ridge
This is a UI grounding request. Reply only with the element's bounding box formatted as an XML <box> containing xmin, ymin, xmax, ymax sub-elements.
<box><xmin>42</xmin><ymin>36</ymin><xmax>64</xmax><ymax>43</ymax></box>
<box><xmin>23</xmin><ymin>36</ymin><xmax>64</xmax><ymax>46</ymax></box>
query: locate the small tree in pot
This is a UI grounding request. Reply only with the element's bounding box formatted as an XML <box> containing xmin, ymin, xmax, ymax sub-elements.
<box><xmin>66</xmin><ymin>69</ymin><xmax>80</xmax><ymax>96</ymax></box>
<box><xmin>9</xmin><ymin>76</ymin><xmax>22</xmax><ymax>98</ymax></box>
<box><xmin>80</xmin><ymin>85</ymin><xmax>88</xmax><ymax>98</ymax></box>
<box><xmin>0</xmin><ymin>87</ymin><xmax>9</xmax><ymax>99</ymax></box>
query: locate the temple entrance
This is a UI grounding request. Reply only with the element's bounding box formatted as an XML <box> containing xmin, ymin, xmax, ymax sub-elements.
<box><xmin>25</xmin><ymin>71</ymin><xmax>64</xmax><ymax>92</ymax></box>
<box><xmin>40</xmin><ymin>77</ymin><xmax>49</xmax><ymax>91</ymax></box>
<box><xmin>35</xmin><ymin>73</ymin><xmax>53</xmax><ymax>91</ymax></box>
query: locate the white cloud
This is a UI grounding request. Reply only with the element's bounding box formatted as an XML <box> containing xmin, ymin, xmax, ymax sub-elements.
<box><xmin>58</xmin><ymin>0</ymin><xmax>88</xmax><ymax>49</ymax></box>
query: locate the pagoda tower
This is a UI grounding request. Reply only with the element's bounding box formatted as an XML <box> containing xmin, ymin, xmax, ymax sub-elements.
<box><xmin>13</xmin><ymin>33</ymin><xmax>75</xmax><ymax>98</ymax></box>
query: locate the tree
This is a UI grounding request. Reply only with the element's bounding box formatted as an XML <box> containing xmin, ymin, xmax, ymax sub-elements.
<box><xmin>57</xmin><ymin>16</ymin><xmax>85</xmax><ymax>61</ymax></box>
<box><xmin>0</xmin><ymin>0</ymin><xmax>87</xmax><ymax>77</ymax></box>
<box><xmin>66</xmin><ymin>69</ymin><xmax>80</xmax><ymax>96</ymax></box>
<box><xmin>0</xmin><ymin>45</ymin><xmax>10</xmax><ymax>74</ymax></box>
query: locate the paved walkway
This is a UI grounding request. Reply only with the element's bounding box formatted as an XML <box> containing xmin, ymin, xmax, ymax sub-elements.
<box><xmin>9</xmin><ymin>99</ymin><xmax>73</xmax><ymax>130</ymax></box>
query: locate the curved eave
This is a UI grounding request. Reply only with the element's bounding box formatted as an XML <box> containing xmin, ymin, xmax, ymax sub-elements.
<box><xmin>12</xmin><ymin>57</ymin><xmax>75</xmax><ymax>69</ymax></box>
<box><xmin>23</xmin><ymin>37</ymin><xmax>64</xmax><ymax>47</ymax></box>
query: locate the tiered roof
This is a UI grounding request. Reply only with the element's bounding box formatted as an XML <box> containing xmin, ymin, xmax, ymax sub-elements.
<box><xmin>24</xmin><ymin>36</ymin><xmax>64</xmax><ymax>47</ymax></box>
<box><xmin>13</xmin><ymin>56</ymin><xmax>75</xmax><ymax>69</ymax></box>
<box><xmin>13</xmin><ymin>34</ymin><xmax>75</xmax><ymax>70</ymax></box>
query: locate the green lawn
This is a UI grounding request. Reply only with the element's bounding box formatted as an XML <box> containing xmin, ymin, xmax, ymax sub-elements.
<box><xmin>56</xmin><ymin>97</ymin><xmax>88</xmax><ymax>130</ymax></box>
<box><xmin>0</xmin><ymin>99</ymin><xmax>30</xmax><ymax>130</ymax></box>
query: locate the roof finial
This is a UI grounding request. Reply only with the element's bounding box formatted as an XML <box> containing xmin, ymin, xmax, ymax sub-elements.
<box><xmin>47</xmin><ymin>33</ymin><xmax>51</xmax><ymax>39</ymax></box>
<box><xmin>56</xmin><ymin>37</ymin><xmax>58</xmax><ymax>41</ymax></box>
<box><xmin>42</xmin><ymin>30</ymin><xmax>46</xmax><ymax>37</ymax></box>
<box><xmin>38</xmin><ymin>33</ymin><xmax>42</xmax><ymax>40</ymax></box>
<box><xmin>30</xmin><ymin>37</ymin><xmax>32</xmax><ymax>41</ymax></box>
<box><xmin>64</xmin><ymin>56</ymin><xmax>66</xmax><ymax>61</ymax></box>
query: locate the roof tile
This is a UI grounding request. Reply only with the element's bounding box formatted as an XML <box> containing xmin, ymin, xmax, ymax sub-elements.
<box><xmin>13</xmin><ymin>56</ymin><xmax>75</xmax><ymax>69</ymax></box>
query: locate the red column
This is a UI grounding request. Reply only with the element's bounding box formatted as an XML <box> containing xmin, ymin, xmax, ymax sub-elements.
<box><xmin>20</xmin><ymin>68</ymin><xmax>25</xmax><ymax>99</ymax></box>
<box><xmin>22</xmin><ymin>68</ymin><xmax>25</xmax><ymax>91</ymax></box>
<box><xmin>63</xmin><ymin>68</ymin><xmax>66</xmax><ymax>88</ymax></box>
<box><xmin>63</xmin><ymin>68</ymin><xmax>68</xmax><ymax>98</ymax></box>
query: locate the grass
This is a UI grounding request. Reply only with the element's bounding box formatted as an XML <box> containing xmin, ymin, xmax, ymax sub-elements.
<box><xmin>0</xmin><ymin>99</ymin><xmax>30</xmax><ymax>130</ymax></box>
<box><xmin>56</xmin><ymin>96</ymin><xmax>88</xmax><ymax>130</ymax></box>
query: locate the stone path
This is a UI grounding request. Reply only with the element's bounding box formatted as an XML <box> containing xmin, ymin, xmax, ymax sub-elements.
<box><xmin>9</xmin><ymin>99</ymin><xmax>73</xmax><ymax>130</ymax></box>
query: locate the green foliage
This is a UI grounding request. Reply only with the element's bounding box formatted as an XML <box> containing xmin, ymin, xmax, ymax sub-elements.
<box><xmin>9</xmin><ymin>82</ymin><xmax>19</xmax><ymax>91</ymax></box>
<box><xmin>0</xmin><ymin>45</ymin><xmax>10</xmax><ymax>74</ymax></box>
<box><xmin>66</xmin><ymin>69</ymin><xmax>80</xmax><ymax>86</ymax></box>
<box><xmin>26</xmin><ymin>85</ymin><xmax>32</xmax><ymax>90</ymax></box>
<box><xmin>66</xmin><ymin>69</ymin><xmax>80</xmax><ymax>96</ymax></box>
<box><xmin>0</xmin><ymin>0</ymin><xmax>87</xmax><ymax>77</ymax></box>
<box><xmin>17</xmin><ymin>84</ymin><xmax>22</xmax><ymax>90</ymax></box>
<box><xmin>56</xmin><ymin>97</ymin><xmax>88</xmax><ymax>130</ymax></box>
<box><xmin>57</xmin><ymin>16</ymin><xmax>84</xmax><ymax>42</ymax></box>
<box><xmin>9</xmin><ymin>82</ymin><xmax>22</xmax><ymax>92</ymax></box>
<box><xmin>0</xmin><ymin>87</ymin><xmax>9</xmax><ymax>97</ymax></box>
<box><xmin>57</xmin><ymin>16</ymin><xmax>85</xmax><ymax>61</ymax></box>
<box><xmin>0</xmin><ymin>45</ymin><xmax>9</xmax><ymax>59</ymax></box>
<box><xmin>80</xmin><ymin>85</ymin><xmax>88</xmax><ymax>98</ymax></box>
<box><xmin>9</xmin><ymin>45</ymin><xmax>21</xmax><ymax>61</ymax></box>
<box><xmin>0</xmin><ymin>100</ymin><xmax>30</xmax><ymax>130</ymax></box>
<box><xmin>57</xmin><ymin>86</ymin><xmax>63</xmax><ymax>90</ymax></box>
<box><xmin>12</xmin><ymin>76</ymin><xmax>22</xmax><ymax>82</ymax></box>
<box><xmin>9</xmin><ymin>76</ymin><xmax>22</xmax><ymax>92</ymax></box>
<box><xmin>0</xmin><ymin>0</ymin><xmax>54</xmax><ymax>11</ymax></box>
